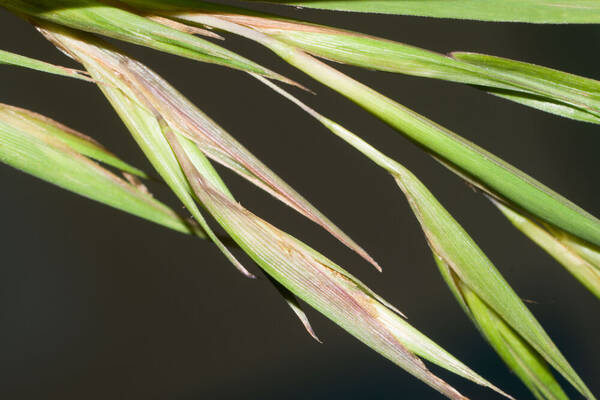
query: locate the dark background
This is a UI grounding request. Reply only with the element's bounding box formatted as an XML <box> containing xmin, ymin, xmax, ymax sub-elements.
<box><xmin>1</xmin><ymin>2</ymin><xmax>599</xmax><ymax>399</ymax></box>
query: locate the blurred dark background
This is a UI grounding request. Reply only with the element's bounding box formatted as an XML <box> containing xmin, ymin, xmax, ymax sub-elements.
<box><xmin>1</xmin><ymin>2</ymin><xmax>599</xmax><ymax>399</ymax></box>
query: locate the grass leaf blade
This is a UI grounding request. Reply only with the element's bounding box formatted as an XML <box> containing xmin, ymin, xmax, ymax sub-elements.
<box><xmin>109</xmin><ymin>1</ymin><xmax>600</xmax><ymax>123</ymax></box>
<box><xmin>0</xmin><ymin>105</ymin><xmax>197</xmax><ymax>235</ymax></box>
<box><xmin>494</xmin><ymin>199</ymin><xmax>600</xmax><ymax>299</ymax></box>
<box><xmin>3</xmin><ymin>0</ymin><xmax>295</xmax><ymax>84</ymax></box>
<box><xmin>241</xmin><ymin>0</ymin><xmax>600</xmax><ymax>23</ymax></box>
<box><xmin>0</xmin><ymin>103</ymin><xmax>148</xmax><ymax>178</ymax></box>
<box><xmin>194</xmin><ymin>10</ymin><xmax>600</xmax><ymax>124</ymax></box>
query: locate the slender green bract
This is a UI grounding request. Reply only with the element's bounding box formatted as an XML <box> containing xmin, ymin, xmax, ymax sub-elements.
<box><xmin>0</xmin><ymin>104</ymin><xmax>199</xmax><ymax>235</ymax></box>
<box><xmin>243</xmin><ymin>0</ymin><xmax>600</xmax><ymax>23</ymax></box>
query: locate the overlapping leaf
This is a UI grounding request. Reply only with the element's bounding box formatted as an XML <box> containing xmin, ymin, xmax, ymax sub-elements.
<box><xmin>1</xmin><ymin>0</ymin><xmax>295</xmax><ymax>84</ymax></box>
<box><xmin>251</xmin><ymin>77</ymin><xmax>593</xmax><ymax>399</ymax></box>
<box><xmin>39</xmin><ymin>23</ymin><xmax>518</xmax><ymax>400</ymax></box>
<box><xmin>0</xmin><ymin>102</ymin><xmax>201</xmax><ymax>236</ymax></box>
<box><xmin>179</xmin><ymin>15</ymin><xmax>600</xmax><ymax>253</ymax></box>
<box><xmin>242</xmin><ymin>0</ymin><xmax>600</xmax><ymax>23</ymax></box>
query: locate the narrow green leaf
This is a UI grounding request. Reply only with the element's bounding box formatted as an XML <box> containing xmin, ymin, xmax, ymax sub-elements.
<box><xmin>494</xmin><ymin>199</ymin><xmax>600</xmax><ymax>299</ymax></box>
<box><xmin>456</xmin><ymin>279</ymin><xmax>569</xmax><ymax>400</ymax></box>
<box><xmin>174</xmin><ymin>8</ymin><xmax>600</xmax><ymax>124</ymax></box>
<box><xmin>251</xmin><ymin>77</ymin><xmax>591</xmax><ymax>399</ymax></box>
<box><xmin>453</xmin><ymin>52</ymin><xmax>600</xmax><ymax>121</ymax></box>
<box><xmin>0</xmin><ymin>104</ymin><xmax>199</xmax><ymax>236</ymax></box>
<box><xmin>40</xmin><ymin>22</ymin><xmax>381</xmax><ymax>272</ymax></box>
<box><xmin>481</xmin><ymin>87</ymin><xmax>600</xmax><ymax>124</ymax></box>
<box><xmin>0</xmin><ymin>103</ymin><xmax>148</xmax><ymax>178</ymax></box>
<box><xmin>0</xmin><ymin>48</ymin><xmax>90</xmax><ymax>80</ymax></box>
<box><xmin>185</xmin><ymin>16</ymin><xmax>600</xmax><ymax>251</ymax></box>
<box><xmin>2</xmin><ymin>0</ymin><xmax>296</xmax><ymax>85</ymax></box>
<box><xmin>282</xmin><ymin>27</ymin><xmax>600</xmax><ymax>122</ymax></box>
<box><xmin>242</xmin><ymin>0</ymin><xmax>600</xmax><ymax>23</ymax></box>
